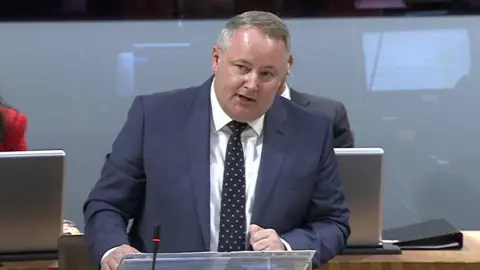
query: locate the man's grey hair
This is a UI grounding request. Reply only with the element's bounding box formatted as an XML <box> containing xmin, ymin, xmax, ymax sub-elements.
<box><xmin>216</xmin><ymin>11</ymin><xmax>291</xmax><ymax>53</ymax></box>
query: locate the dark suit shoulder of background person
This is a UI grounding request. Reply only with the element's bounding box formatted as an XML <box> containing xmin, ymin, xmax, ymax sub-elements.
<box><xmin>0</xmin><ymin>99</ymin><xmax>28</xmax><ymax>152</ymax></box>
<box><xmin>290</xmin><ymin>89</ymin><xmax>354</xmax><ymax>148</ymax></box>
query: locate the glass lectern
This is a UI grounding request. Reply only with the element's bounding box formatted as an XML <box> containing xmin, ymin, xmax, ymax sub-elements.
<box><xmin>118</xmin><ymin>250</ymin><xmax>316</xmax><ymax>270</ymax></box>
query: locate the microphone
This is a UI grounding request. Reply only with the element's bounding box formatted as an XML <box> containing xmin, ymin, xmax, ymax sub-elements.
<box><xmin>151</xmin><ymin>224</ymin><xmax>161</xmax><ymax>270</ymax></box>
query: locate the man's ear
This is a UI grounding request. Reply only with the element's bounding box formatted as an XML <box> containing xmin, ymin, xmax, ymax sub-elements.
<box><xmin>212</xmin><ymin>45</ymin><xmax>222</xmax><ymax>72</ymax></box>
<box><xmin>287</xmin><ymin>54</ymin><xmax>293</xmax><ymax>75</ymax></box>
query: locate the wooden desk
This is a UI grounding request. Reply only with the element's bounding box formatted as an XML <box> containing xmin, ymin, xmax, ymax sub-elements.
<box><xmin>1</xmin><ymin>231</ymin><xmax>479</xmax><ymax>270</ymax></box>
<box><xmin>322</xmin><ymin>230</ymin><xmax>480</xmax><ymax>270</ymax></box>
<box><xmin>0</xmin><ymin>260</ymin><xmax>56</xmax><ymax>270</ymax></box>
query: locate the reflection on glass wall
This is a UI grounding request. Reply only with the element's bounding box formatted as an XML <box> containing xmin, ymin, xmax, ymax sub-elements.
<box><xmin>2</xmin><ymin>0</ymin><xmax>480</xmax><ymax>20</ymax></box>
<box><xmin>362</xmin><ymin>28</ymin><xmax>470</xmax><ymax>91</ymax></box>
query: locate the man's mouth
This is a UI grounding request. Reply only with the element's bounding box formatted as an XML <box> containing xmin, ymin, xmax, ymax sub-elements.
<box><xmin>236</xmin><ymin>93</ymin><xmax>255</xmax><ymax>102</ymax></box>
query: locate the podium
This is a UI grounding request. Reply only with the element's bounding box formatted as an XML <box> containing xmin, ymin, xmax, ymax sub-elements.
<box><xmin>118</xmin><ymin>250</ymin><xmax>316</xmax><ymax>270</ymax></box>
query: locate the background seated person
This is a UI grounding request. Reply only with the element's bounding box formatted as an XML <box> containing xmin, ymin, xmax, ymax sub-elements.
<box><xmin>0</xmin><ymin>96</ymin><xmax>27</xmax><ymax>151</ymax></box>
<box><xmin>278</xmin><ymin>83</ymin><xmax>354</xmax><ymax>148</ymax></box>
<box><xmin>1</xmin><ymin>97</ymin><xmax>80</xmax><ymax>235</ymax></box>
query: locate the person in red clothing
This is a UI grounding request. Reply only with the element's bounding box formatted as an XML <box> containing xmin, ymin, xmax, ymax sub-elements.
<box><xmin>1</xmin><ymin>98</ymin><xmax>79</xmax><ymax>233</ymax></box>
<box><xmin>0</xmin><ymin>97</ymin><xmax>28</xmax><ymax>151</ymax></box>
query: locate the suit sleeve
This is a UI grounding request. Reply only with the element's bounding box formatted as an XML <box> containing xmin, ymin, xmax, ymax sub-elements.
<box><xmin>333</xmin><ymin>102</ymin><xmax>354</xmax><ymax>148</ymax></box>
<box><xmin>83</xmin><ymin>96</ymin><xmax>146</xmax><ymax>266</ymax></box>
<box><xmin>280</xmin><ymin>122</ymin><xmax>350</xmax><ymax>267</ymax></box>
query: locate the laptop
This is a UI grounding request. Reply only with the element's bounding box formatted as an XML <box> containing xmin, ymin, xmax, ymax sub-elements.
<box><xmin>335</xmin><ymin>148</ymin><xmax>384</xmax><ymax>247</ymax></box>
<box><xmin>0</xmin><ymin>150</ymin><xmax>65</xmax><ymax>260</ymax></box>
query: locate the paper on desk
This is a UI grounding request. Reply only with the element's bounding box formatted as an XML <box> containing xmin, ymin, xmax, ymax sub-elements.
<box><xmin>382</xmin><ymin>239</ymin><xmax>399</xmax><ymax>244</ymax></box>
<box><xmin>381</xmin><ymin>240</ymin><xmax>461</xmax><ymax>249</ymax></box>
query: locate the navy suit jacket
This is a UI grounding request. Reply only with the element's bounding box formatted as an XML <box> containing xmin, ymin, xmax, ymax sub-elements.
<box><xmin>83</xmin><ymin>77</ymin><xmax>350</xmax><ymax>268</ymax></box>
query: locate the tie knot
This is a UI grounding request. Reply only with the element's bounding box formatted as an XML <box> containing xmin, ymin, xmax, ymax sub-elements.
<box><xmin>227</xmin><ymin>121</ymin><xmax>248</xmax><ymax>136</ymax></box>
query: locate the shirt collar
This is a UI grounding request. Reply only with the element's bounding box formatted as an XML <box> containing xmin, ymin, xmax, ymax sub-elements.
<box><xmin>280</xmin><ymin>83</ymin><xmax>291</xmax><ymax>100</ymax></box>
<box><xmin>210</xmin><ymin>79</ymin><xmax>264</xmax><ymax>136</ymax></box>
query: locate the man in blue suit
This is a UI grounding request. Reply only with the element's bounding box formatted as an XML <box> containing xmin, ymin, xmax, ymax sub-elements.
<box><xmin>84</xmin><ymin>11</ymin><xmax>350</xmax><ymax>270</ymax></box>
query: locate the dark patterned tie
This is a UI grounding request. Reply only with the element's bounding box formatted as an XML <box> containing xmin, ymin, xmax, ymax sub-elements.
<box><xmin>217</xmin><ymin>120</ymin><xmax>249</xmax><ymax>252</ymax></box>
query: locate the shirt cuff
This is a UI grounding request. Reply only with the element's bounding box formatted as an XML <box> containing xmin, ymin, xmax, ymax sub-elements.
<box><xmin>280</xmin><ymin>238</ymin><xmax>292</xmax><ymax>251</ymax></box>
<box><xmin>102</xmin><ymin>246</ymin><xmax>119</xmax><ymax>260</ymax></box>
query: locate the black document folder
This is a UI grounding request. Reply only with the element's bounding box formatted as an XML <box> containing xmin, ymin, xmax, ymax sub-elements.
<box><xmin>382</xmin><ymin>218</ymin><xmax>463</xmax><ymax>250</ymax></box>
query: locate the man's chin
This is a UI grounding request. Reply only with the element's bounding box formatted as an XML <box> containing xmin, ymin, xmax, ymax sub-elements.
<box><xmin>229</xmin><ymin>110</ymin><xmax>259</xmax><ymax>123</ymax></box>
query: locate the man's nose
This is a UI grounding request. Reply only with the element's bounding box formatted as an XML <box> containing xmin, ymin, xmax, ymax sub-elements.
<box><xmin>243</xmin><ymin>73</ymin><xmax>259</xmax><ymax>89</ymax></box>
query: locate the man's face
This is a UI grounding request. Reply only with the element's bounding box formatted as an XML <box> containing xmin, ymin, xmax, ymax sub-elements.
<box><xmin>212</xmin><ymin>27</ymin><xmax>293</xmax><ymax>123</ymax></box>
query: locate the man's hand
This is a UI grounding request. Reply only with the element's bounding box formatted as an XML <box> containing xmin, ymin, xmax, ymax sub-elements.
<box><xmin>101</xmin><ymin>244</ymin><xmax>139</xmax><ymax>270</ymax></box>
<box><xmin>249</xmin><ymin>224</ymin><xmax>286</xmax><ymax>251</ymax></box>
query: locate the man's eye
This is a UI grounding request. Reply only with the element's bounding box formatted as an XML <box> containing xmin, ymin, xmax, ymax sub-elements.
<box><xmin>261</xmin><ymin>71</ymin><xmax>274</xmax><ymax>77</ymax></box>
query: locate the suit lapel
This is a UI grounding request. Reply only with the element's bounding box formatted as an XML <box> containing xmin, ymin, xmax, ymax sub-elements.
<box><xmin>251</xmin><ymin>97</ymin><xmax>290</xmax><ymax>225</ymax></box>
<box><xmin>183</xmin><ymin>78</ymin><xmax>213</xmax><ymax>250</ymax></box>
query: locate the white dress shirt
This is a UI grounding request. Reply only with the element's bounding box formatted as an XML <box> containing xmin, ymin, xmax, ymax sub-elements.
<box><xmin>280</xmin><ymin>83</ymin><xmax>291</xmax><ymax>100</ymax></box>
<box><xmin>102</xmin><ymin>81</ymin><xmax>290</xmax><ymax>260</ymax></box>
<box><xmin>208</xmin><ymin>81</ymin><xmax>264</xmax><ymax>251</ymax></box>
